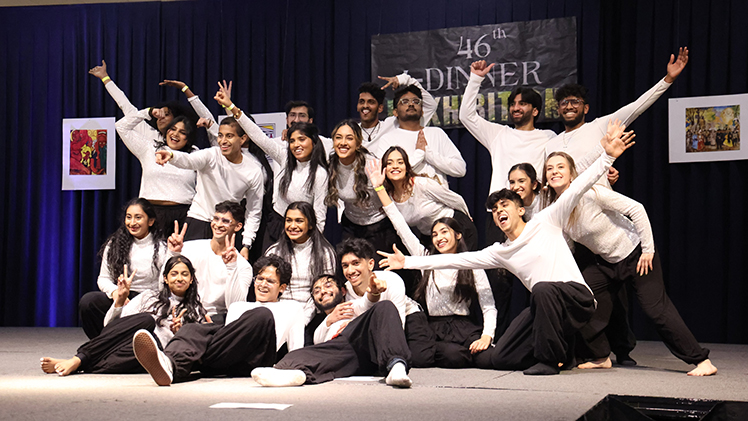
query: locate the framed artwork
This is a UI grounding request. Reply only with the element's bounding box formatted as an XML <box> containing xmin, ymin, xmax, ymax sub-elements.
<box><xmin>668</xmin><ymin>94</ymin><xmax>746</xmax><ymax>163</ymax></box>
<box><xmin>62</xmin><ymin>117</ymin><xmax>116</xmax><ymax>190</ymax></box>
<box><xmin>218</xmin><ymin>112</ymin><xmax>286</xmax><ymax>139</ymax></box>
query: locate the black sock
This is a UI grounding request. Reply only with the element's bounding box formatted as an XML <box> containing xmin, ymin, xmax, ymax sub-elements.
<box><xmin>523</xmin><ymin>362</ymin><xmax>560</xmax><ymax>376</ymax></box>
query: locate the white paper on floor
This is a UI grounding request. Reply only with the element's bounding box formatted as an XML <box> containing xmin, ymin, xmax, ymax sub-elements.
<box><xmin>334</xmin><ymin>376</ymin><xmax>380</xmax><ymax>382</ymax></box>
<box><xmin>210</xmin><ymin>403</ymin><xmax>292</xmax><ymax>410</ymax></box>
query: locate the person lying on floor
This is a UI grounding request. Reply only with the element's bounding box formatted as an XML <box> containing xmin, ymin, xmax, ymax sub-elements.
<box><xmin>250</xmin><ymin>272</ymin><xmax>413</xmax><ymax>388</ymax></box>
<box><xmin>132</xmin><ymin>254</ymin><xmax>304</xmax><ymax>386</ymax></box>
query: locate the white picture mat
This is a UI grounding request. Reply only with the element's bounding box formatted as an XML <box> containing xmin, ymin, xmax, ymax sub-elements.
<box><xmin>218</xmin><ymin>111</ymin><xmax>286</xmax><ymax>139</ymax></box>
<box><xmin>61</xmin><ymin>117</ymin><xmax>116</xmax><ymax>190</ymax></box>
<box><xmin>668</xmin><ymin>94</ymin><xmax>746</xmax><ymax>163</ymax></box>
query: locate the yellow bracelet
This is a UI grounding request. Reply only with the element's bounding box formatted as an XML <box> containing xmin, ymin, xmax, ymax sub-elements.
<box><xmin>101</xmin><ymin>76</ymin><xmax>111</xmax><ymax>83</ymax></box>
<box><xmin>374</xmin><ymin>185</ymin><xmax>385</xmax><ymax>192</ymax></box>
<box><xmin>181</xmin><ymin>85</ymin><xmax>189</xmax><ymax>92</ymax></box>
<box><xmin>169</xmin><ymin>151</ymin><xmax>174</xmax><ymax>159</ymax></box>
<box><xmin>227</xmin><ymin>103</ymin><xmax>235</xmax><ymax>111</ymax></box>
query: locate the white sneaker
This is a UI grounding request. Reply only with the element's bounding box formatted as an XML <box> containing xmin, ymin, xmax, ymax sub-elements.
<box><xmin>251</xmin><ymin>367</ymin><xmax>306</xmax><ymax>387</ymax></box>
<box><xmin>133</xmin><ymin>329</ymin><xmax>173</xmax><ymax>386</ymax></box>
<box><xmin>385</xmin><ymin>362</ymin><xmax>412</xmax><ymax>388</ymax></box>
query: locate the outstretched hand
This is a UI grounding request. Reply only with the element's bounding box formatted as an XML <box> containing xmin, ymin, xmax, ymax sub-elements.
<box><xmin>377</xmin><ymin>244</ymin><xmax>406</xmax><ymax>271</ymax></box>
<box><xmin>89</xmin><ymin>60</ymin><xmax>109</xmax><ymax>80</ymax></box>
<box><xmin>168</xmin><ymin>220</ymin><xmax>188</xmax><ymax>252</ymax></box>
<box><xmin>155</xmin><ymin>150</ymin><xmax>172</xmax><ymax>166</ymax></box>
<box><xmin>365</xmin><ymin>159</ymin><xmax>386</xmax><ymax>189</ymax></box>
<box><xmin>378</xmin><ymin>75</ymin><xmax>400</xmax><ymax>90</ymax></box>
<box><xmin>600</xmin><ymin>119</ymin><xmax>635</xmax><ymax>158</ymax></box>
<box><xmin>665</xmin><ymin>47</ymin><xmax>689</xmax><ymax>83</ymax></box>
<box><xmin>366</xmin><ymin>272</ymin><xmax>388</xmax><ymax>298</ymax></box>
<box><xmin>470</xmin><ymin>60</ymin><xmax>496</xmax><ymax>77</ymax></box>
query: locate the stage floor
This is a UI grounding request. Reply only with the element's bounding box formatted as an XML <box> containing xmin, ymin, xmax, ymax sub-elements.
<box><xmin>1</xmin><ymin>327</ymin><xmax>746</xmax><ymax>421</ymax></box>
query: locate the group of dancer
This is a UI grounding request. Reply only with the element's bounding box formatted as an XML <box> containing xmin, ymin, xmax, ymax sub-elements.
<box><xmin>40</xmin><ymin>46</ymin><xmax>716</xmax><ymax>389</ymax></box>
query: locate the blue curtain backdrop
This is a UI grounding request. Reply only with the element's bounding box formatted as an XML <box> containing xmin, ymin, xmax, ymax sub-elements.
<box><xmin>0</xmin><ymin>0</ymin><xmax>746</xmax><ymax>344</ymax></box>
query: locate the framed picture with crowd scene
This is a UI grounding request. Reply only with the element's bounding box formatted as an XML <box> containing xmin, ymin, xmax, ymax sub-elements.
<box><xmin>668</xmin><ymin>93</ymin><xmax>747</xmax><ymax>163</ymax></box>
<box><xmin>61</xmin><ymin>117</ymin><xmax>116</xmax><ymax>190</ymax></box>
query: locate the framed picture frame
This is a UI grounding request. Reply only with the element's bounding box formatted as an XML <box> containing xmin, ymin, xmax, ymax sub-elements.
<box><xmin>62</xmin><ymin>117</ymin><xmax>116</xmax><ymax>190</ymax></box>
<box><xmin>218</xmin><ymin>111</ymin><xmax>286</xmax><ymax>139</ymax></box>
<box><xmin>668</xmin><ymin>94</ymin><xmax>746</xmax><ymax>163</ymax></box>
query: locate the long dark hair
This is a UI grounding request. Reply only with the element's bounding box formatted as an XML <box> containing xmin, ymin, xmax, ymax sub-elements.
<box><xmin>155</xmin><ymin>115</ymin><xmax>197</xmax><ymax>153</ymax></box>
<box><xmin>270</xmin><ymin>202</ymin><xmax>335</xmax><ymax>282</ymax></box>
<box><xmin>325</xmin><ymin>119</ymin><xmax>372</xmax><ymax>208</ymax></box>
<box><xmin>98</xmin><ymin>198</ymin><xmax>164</xmax><ymax>284</ymax></box>
<box><xmin>149</xmin><ymin>255</ymin><xmax>207</xmax><ymax>325</ymax></box>
<box><xmin>415</xmin><ymin>217</ymin><xmax>476</xmax><ymax>304</ymax></box>
<box><xmin>279</xmin><ymin>122</ymin><xmax>328</xmax><ymax>200</ymax></box>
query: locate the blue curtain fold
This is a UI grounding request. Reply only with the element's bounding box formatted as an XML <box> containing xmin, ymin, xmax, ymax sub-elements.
<box><xmin>0</xmin><ymin>0</ymin><xmax>746</xmax><ymax>344</ymax></box>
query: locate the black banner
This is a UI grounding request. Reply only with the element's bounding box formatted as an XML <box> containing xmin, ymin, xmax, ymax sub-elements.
<box><xmin>371</xmin><ymin>17</ymin><xmax>577</xmax><ymax>128</ymax></box>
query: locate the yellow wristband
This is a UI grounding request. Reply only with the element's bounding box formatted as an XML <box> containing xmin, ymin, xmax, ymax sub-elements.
<box><xmin>227</xmin><ymin>103</ymin><xmax>235</xmax><ymax>111</ymax></box>
<box><xmin>181</xmin><ymin>85</ymin><xmax>189</xmax><ymax>93</ymax></box>
<box><xmin>374</xmin><ymin>185</ymin><xmax>385</xmax><ymax>192</ymax></box>
<box><xmin>101</xmin><ymin>76</ymin><xmax>111</xmax><ymax>83</ymax></box>
<box><xmin>169</xmin><ymin>151</ymin><xmax>174</xmax><ymax>159</ymax></box>
<box><xmin>221</xmin><ymin>104</ymin><xmax>226</xmax><ymax>108</ymax></box>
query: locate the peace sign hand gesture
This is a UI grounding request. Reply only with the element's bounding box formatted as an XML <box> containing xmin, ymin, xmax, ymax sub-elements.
<box><xmin>167</xmin><ymin>220</ymin><xmax>188</xmax><ymax>253</ymax></box>
<box><xmin>170</xmin><ymin>307</ymin><xmax>188</xmax><ymax>333</ymax></box>
<box><xmin>221</xmin><ymin>233</ymin><xmax>238</xmax><ymax>265</ymax></box>
<box><xmin>114</xmin><ymin>264</ymin><xmax>136</xmax><ymax>307</ymax></box>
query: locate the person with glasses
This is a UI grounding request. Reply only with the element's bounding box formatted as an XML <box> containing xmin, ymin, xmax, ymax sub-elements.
<box><xmin>369</xmin><ymin>85</ymin><xmax>466</xmax><ymax>185</ymax></box>
<box><xmin>546</xmin><ymin>47</ymin><xmax>689</xmax><ymax>188</ymax></box>
<box><xmin>133</xmin><ymin>254</ymin><xmax>304</xmax><ymax>386</ymax></box>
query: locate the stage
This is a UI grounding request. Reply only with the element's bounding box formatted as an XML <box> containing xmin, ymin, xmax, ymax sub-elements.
<box><xmin>2</xmin><ymin>327</ymin><xmax>746</xmax><ymax>421</ymax></box>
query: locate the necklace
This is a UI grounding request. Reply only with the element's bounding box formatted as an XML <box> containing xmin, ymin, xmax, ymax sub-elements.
<box><xmin>361</xmin><ymin>121</ymin><xmax>381</xmax><ymax>143</ymax></box>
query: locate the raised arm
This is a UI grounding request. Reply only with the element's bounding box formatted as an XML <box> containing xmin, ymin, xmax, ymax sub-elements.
<box><xmin>217</xmin><ymin>92</ymin><xmax>287</xmax><ymax>163</ymax></box>
<box><xmin>90</xmin><ymin>60</ymin><xmax>138</xmax><ymax>116</ymax></box>
<box><xmin>419</xmin><ymin>177</ymin><xmax>472</xmax><ymax>218</ymax></box>
<box><xmin>378</xmin><ymin>71</ymin><xmax>438</xmax><ymax>130</ymax></box>
<box><xmin>114</xmin><ymin>108</ymin><xmax>158</xmax><ymax>157</ymax></box>
<box><xmin>379</xmin><ymin>243</ymin><xmax>505</xmax><ymax>272</ymax></box>
<box><xmin>458</xmin><ymin>61</ymin><xmax>507</xmax><ymax>149</ymax></box>
<box><xmin>161</xmin><ymin>79</ymin><xmax>220</xmax><ymax>145</ymax></box>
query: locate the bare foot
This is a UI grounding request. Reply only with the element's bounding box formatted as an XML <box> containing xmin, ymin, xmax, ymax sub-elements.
<box><xmin>688</xmin><ymin>359</ymin><xmax>717</xmax><ymax>376</ymax></box>
<box><xmin>40</xmin><ymin>357</ymin><xmax>65</xmax><ymax>374</ymax></box>
<box><xmin>577</xmin><ymin>357</ymin><xmax>612</xmax><ymax>369</ymax></box>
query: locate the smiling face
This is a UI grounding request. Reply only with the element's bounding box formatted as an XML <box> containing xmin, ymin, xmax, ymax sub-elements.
<box><xmin>491</xmin><ymin>198</ymin><xmax>525</xmax><ymax>235</ymax></box>
<box><xmin>311</xmin><ymin>276</ymin><xmax>344</xmax><ymax>313</ymax></box>
<box><xmin>393</xmin><ymin>92</ymin><xmax>422</xmax><ymax>122</ymax></box>
<box><xmin>340</xmin><ymin>252</ymin><xmax>374</xmax><ymax>291</ymax></box>
<box><xmin>384</xmin><ymin>150</ymin><xmax>407</xmax><ymax>183</ymax></box>
<box><xmin>357</xmin><ymin>92</ymin><xmax>383</xmax><ymax>126</ymax></box>
<box><xmin>333</xmin><ymin>124</ymin><xmax>359</xmax><ymax>164</ymax></box>
<box><xmin>210</xmin><ymin>210</ymin><xmax>242</xmax><ymax>243</ymax></box>
<box><xmin>254</xmin><ymin>266</ymin><xmax>287</xmax><ymax>303</ymax></box>
<box><xmin>217</xmin><ymin>123</ymin><xmax>246</xmax><ymax>158</ymax></box>
<box><xmin>558</xmin><ymin>96</ymin><xmax>589</xmax><ymax>128</ymax></box>
<box><xmin>509</xmin><ymin>94</ymin><xmax>537</xmax><ymax>127</ymax></box>
<box><xmin>284</xmin><ymin>209</ymin><xmax>310</xmax><ymax>244</ymax></box>
<box><xmin>125</xmin><ymin>204</ymin><xmax>154</xmax><ymax>239</ymax></box>
<box><xmin>545</xmin><ymin>155</ymin><xmax>574</xmax><ymax>194</ymax></box>
<box><xmin>166</xmin><ymin>121</ymin><xmax>189</xmax><ymax>150</ymax></box>
<box><xmin>289</xmin><ymin>130</ymin><xmax>314</xmax><ymax>162</ymax></box>
<box><xmin>508</xmin><ymin>168</ymin><xmax>538</xmax><ymax>206</ymax></box>
<box><xmin>431</xmin><ymin>222</ymin><xmax>460</xmax><ymax>254</ymax></box>
<box><xmin>164</xmin><ymin>262</ymin><xmax>193</xmax><ymax>297</ymax></box>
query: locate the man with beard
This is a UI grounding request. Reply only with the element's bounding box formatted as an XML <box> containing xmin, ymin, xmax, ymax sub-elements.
<box><xmin>369</xmin><ymin>85</ymin><xmax>466</xmax><ymax>185</ymax></box>
<box><xmin>250</xmin><ymin>270</ymin><xmax>414</xmax><ymax>388</ymax></box>
<box><xmin>357</xmin><ymin>73</ymin><xmax>437</xmax><ymax>148</ymax></box>
<box><xmin>546</xmin><ymin>47</ymin><xmax>689</xmax><ymax>187</ymax></box>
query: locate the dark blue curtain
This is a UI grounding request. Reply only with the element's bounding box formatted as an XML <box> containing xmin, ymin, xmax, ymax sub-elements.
<box><xmin>1</xmin><ymin>0</ymin><xmax>746</xmax><ymax>344</ymax></box>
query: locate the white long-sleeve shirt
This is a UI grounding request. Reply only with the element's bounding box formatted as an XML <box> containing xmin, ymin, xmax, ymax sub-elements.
<box><xmin>313</xmin><ymin>270</ymin><xmax>418</xmax><ymax>344</ymax></box>
<box><xmin>225</xmin><ymin>300</ymin><xmax>306</xmax><ymax>352</ymax></box>
<box><xmin>178</xmin><ymin>240</ymin><xmax>252</xmax><ymax>315</ymax></box>
<box><xmin>114</xmin><ymin>108</ymin><xmax>198</xmax><ymax>204</ymax></box>
<box><xmin>459</xmin><ymin>72</ymin><xmax>556</xmax><ymax>195</ymax></box>
<box><xmin>370</xmin><ymin>127</ymin><xmax>466</xmax><ymax>185</ymax></box>
<box><xmin>167</xmin><ymin>147</ymin><xmax>265</xmax><ymax>248</ymax></box>
<box><xmin>235</xmin><ymin>113</ymin><xmax>328</xmax><ymax>231</ymax></box>
<box><xmin>362</xmin><ymin>72</ymin><xmax>438</xmax><ymax>148</ymax></box>
<box><xmin>404</xmin><ymin>152</ymin><xmax>617</xmax><ymax>296</ymax></box>
<box><xmin>546</xmin><ymin>77</ymin><xmax>673</xmax><ymax>187</ymax></box>
<box><xmin>97</xmin><ymin>233</ymin><xmax>169</xmax><ymax>298</ymax></box>
<box><xmin>565</xmin><ymin>187</ymin><xmax>655</xmax><ymax>264</ymax></box>
<box><xmin>334</xmin><ymin>155</ymin><xmax>386</xmax><ymax>226</ymax></box>
<box><xmin>383</xmin><ymin>203</ymin><xmax>496</xmax><ymax>339</ymax></box>
<box><xmin>393</xmin><ymin>176</ymin><xmax>472</xmax><ymax>236</ymax></box>
<box><xmin>104</xmin><ymin>290</ymin><xmax>181</xmax><ymax>347</ymax></box>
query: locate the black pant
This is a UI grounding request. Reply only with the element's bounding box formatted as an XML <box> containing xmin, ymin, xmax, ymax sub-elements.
<box><xmin>474</xmin><ymin>281</ymin><xmax>595</xmax><ymax>370</ymax></box>
<box><xmin>76</xmin><ymin>312</ymin><xmax>156</xmax><ymax>373</ymax></box>
<box><xmin>577</xmin><ymin>245</ymin><xmax>709</xmax><ymax>365</ymax></box>
<box><xmin>164</xmin><ymin>307</ymin><xmax>277</xmax><ymax>381</ymax></box>
<box><xmin>407</xmin><ymin>312</ymin><xmax>482</xmax><ymax>368</ymax></box>
<box><xmin>275</xmin><ymin>301</ymin><xmax>411</xmax><ymax>384</ymax></box>
<box><xmin>152</xmin><ymin>203</ymin><xmax>190</xmax><ymax>237</ymax></box>
<box><xmin>79</xmin><ymin>290</ymin><xmax>140</xmax><ymax>339</ymax></box>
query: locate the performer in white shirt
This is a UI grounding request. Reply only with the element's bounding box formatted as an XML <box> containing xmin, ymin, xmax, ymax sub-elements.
<box><xmin>369</xmin><ymin>85</ymin><xmax>466</xmax><ymax>185</ymax></box>
<box><xmin>543</xmin><ymin>150</ymin><xmax>717</xmax><ymax>376</ymax></box>
<box><xmin>250</xmin><ymin>273</ymin><xmax>413</xmax><ymax>388</ymax></box>
<box><xmin>133</xmin><ymin>254</ymin><xmax>302</xmax><ymax>386</ymax></box>
<box><xmin>78</xmin><ymin>198</ymin><xmax>169</xmax><ymax>339</ymax></box>
<box><xmin>380</xmin><ymin>120</ymin><xmax>634</xmax><ymax>375</ymax></box>
<box><xmin>41</xmin><ymin>256</ymin><xmax>207</xmax><ymax>376</ymax></box>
